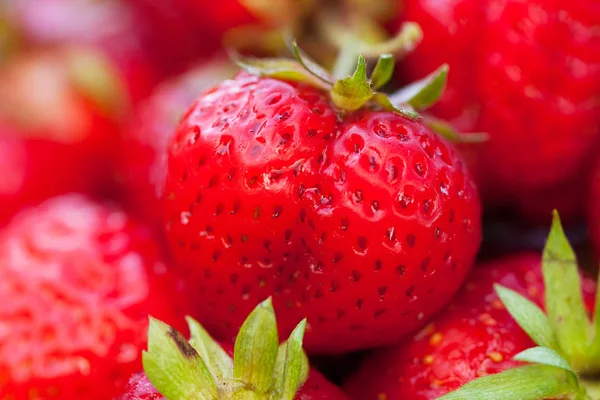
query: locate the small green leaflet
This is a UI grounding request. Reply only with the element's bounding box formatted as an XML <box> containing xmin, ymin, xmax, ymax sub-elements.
<box><xmin>437</xmin><ymin>365</ymin><xmax>586</xmax><ymax>400</ymax></box>
<box><xmin>494</xmin><ymin>284</ymin><xmax>559</xmax><ymax>351</ymax></box>
<box><xmin>291</xmin><ymin>40</ymin><xmax>334</xmax><ymax>85</ymax></box>
<box><xmin>370</xmin><ymin>54</ymin><xmax>395</xmax><ymax>90</ymax></box>
<box><xmin>233</xmin><ymin>298</ymin><xmax>279</xmax><ymax>394</ymax></box>
<box><xmin>357</xmin><ymin>21</ymin><xmax>423</xmax><ymax>57</ymax></box>
<box><xmin>186</xmin><ymin>316</ymin><xmax>234</xmax><ymax>381</ymax></box>
<box><xmin>542</xmin><ymin>211</ymin><xmax>590</xmax><ymax>369</ymax></box>
<box><xmin>280</xmin><ymin>319</ymin><xmax>309</xmax><ymax>400</ymax></box>
<box><xmin>388</xmin><ymin>64</ymin><xmax>448</xmax><ymax>111</ymax></box>
<box><xmin>143</xmin><ymin>317</ymin><xmax>218</xmax><ymax>400</ymax></box>
<box><xmin>233</xmin><ymin>53</ymin><xmax>330</xmax><ymax>90</ymax></box>
<box><xmin>514</xmin><ymin>346</ymin><xmax>575</xmax><ymax>374</ymax></box>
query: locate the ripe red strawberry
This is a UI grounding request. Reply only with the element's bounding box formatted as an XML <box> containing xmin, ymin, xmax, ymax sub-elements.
<box><xmin>345</xmin><ymin>213</ymin><xmax>598</xmax><ymax>399</ymax></box>
<box><xmin>590</xmin><ymin>156</ymin><xmax>600</xmax><ymax>258</ymax></box>
<box><xmin>0</xmin><ymin>194</ymin><xmax>187</xmax><ymax>399</ymax></box>
<box><xmin>119</xmin><ymin>298</ymin><xmax>348</xmax><ymax>399</ymax></box>
<box><xmin>120</xmin><ymin>59</ymin><xmax>237</xmax><ymax>225</ymax></box>
<box><xmin>163</xmin><ymin>50</ymin><xmax>481</xmax><ymax>354</ymax></box>
<box><xmin>395</xmin><ymin>0</ymin><xmax>600</xmax><ymax>222</ymax></box>
<box><xmin>0</xmin><ymin>48</ymin><xmax>126</xmax><ymax>223</ymax></box>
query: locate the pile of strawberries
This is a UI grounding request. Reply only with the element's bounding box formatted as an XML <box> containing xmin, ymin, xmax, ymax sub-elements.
<box><xmin>1</xmin><ymin>0</ymin><xmax>599</xmax><ymax>399</ymax></box>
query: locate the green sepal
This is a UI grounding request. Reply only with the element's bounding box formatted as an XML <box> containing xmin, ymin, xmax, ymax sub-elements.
<box><xmin>142</xmin><ymin>317</ymin><xmax>218</xmax><ymax>400</ymax></box>
<box><xmin>438</xmin><ymin>365</ymin><xmax>587</xmax><ymax>400</ymax></box>
<box><xmin>370</xmin><ymin>54</ymin><xmax>394</xmax><ymax>90</ymax></box>
<box><xmin>233</xmin><ymin>298</ymin><xmax>279</xmax><ymax>394</ymax></box>
<box><xmin>389</xmin><ymin>64</ymin><xmax>448</xmax><ymax>111</ymax></box>
<box><xmin>514</xmin><ymin>346</ymin><xmax>575</xmax><ymax>374</ymax></box>
<box><xmin>372</xmin><ymin>93</ymin><xmax>419</xmax><ymax>120</ymax></box>
<box><xmin>291</xmin><ymin>40</ymin><xmax>334</xmax><ymax>85</ymax></box>
<box><xmin>186</xmin><ymin>316</ymin><xmax>234</xmax><ymax>381</ymax></box>
<box><xmin>330</xmin><ymin>55</ymin><xmax>375</xmax><ymax>112</ymax></box>
<box><xmin>494</xmin><ymin>284</ymin><xmax>559</xmax><ymax>351</ymax></box>
<box><xmin>423</xmin><ymin>116</ymin><xmax>489</xmax><ymax>143</ymax></box>
<box><xmin>542</xmin><ymin>211</ymin><xmax>590</xmax><ymax>369</ymax></box>
<box><xmin>66</xmin><ymin>48</ymin><xmax>129</xmax><ymax>119</ymax></box>
<box><xmin>352</xmin><ymin>21</ymin><xmax>423</xmax><ymax>57</ymax></box>
<box><xmin>233</xmin><ymin>53</ymin><xmax>330</xmax><ymax>90</ymax></box>
<box><xmin>280</xmin><ymin>319</ymin><xmax>309</xmax><ymax>400</ymax></box>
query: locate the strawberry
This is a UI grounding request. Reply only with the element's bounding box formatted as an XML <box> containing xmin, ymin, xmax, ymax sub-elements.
<box><xmin>4</xmin><ymin>0</ymin><xmax>170</xmax><ymax>102</ymax></box>
<box><xmin>118</xmin><ymin>299</ymin><xmax>348</xmax><ymax>399</ymax></box>
<box><xmin>590</xmin><ymin>156</ymin><xmax>600</xmax><ymax>258</ymax></box>
<box><xmin>344</xmin><ymin>212</ymin><xmax>600</xmax><ymax>400</ymax></box>
<box><xmin>395</xmin><ymin>0</ymin><xmax>600</xmax><ymax>222</ymax></box>
<box><xmin>120</xmin><ymin>59</ymin><xmax>237</xmax><ymax>226</ymax></box>
<box><xmin>0</xmin><ymin>47</ymin><xmax>126</xmax><ymax>223</ymax></box>
<box><xmin>163</xmin><ymin>47</ymin><xmax>481</xmax><ymax>354</ymax></box>
<box><xmin>0</xmin><ymin>194</ymin><xmax>188</xmax><ymax>399</ymax></box>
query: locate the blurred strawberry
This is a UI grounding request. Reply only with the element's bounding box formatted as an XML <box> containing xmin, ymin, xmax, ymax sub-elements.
<box><xmin>0</xmin><ymin>47</ymin><xmax>127</xmax><ymax>223</ymax></box>
<box><xmin>0</xmin><ymin>194</ymin><xmax>188</xmax><ymax>399</ymax></box>
<box><xmin>119</xmin><ymin>58</ymin><xmax>237</xmax><ymax>226</ymax></box>
<box><xmin>395</xmin><ymin>0</ymin><xmax>600</xmax><ymax>223</ymax></box>
<box><xmin>4</xmin><ymin>0</ymin><xmax>175</xmax><ymax>101</ymax></box>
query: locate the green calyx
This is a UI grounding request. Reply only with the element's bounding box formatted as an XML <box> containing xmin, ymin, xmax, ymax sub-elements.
<box><xmin>65</xmin><ymin>47</ymin><xmax>130</xmax><ymax>119</ymax></box>
<box><xmin>143</xmin><ymin>298</ymin><xmax>309</xmax><ymax>400</ymax></box>
<box><xmin>232</xmin><ymin>39</ymin><xmax>448</xmax><ymax>118</ymax></box>
<box><xmin>439</xmin><ymin>211</ymin><xmax>600</xmax><ymax>400</ymax></box>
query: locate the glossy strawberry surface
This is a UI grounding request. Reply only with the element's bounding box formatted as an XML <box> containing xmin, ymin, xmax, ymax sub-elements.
<box><xmin>120</xmin><ymin>60</ymin><xmax>236</xmax><ymax>225</ymax></box>
<box><xmin>397</xmin><ymin>0</ymin><xmax>600</xmax><ymax>221</ymax></box>
<box><xmin>0</xmin><ymin>195</ymin><xmax>187</xmax><ymax>399</ymax></box>
<box><xmin>164</xmin><ymin>72</ymin><xmax>481</xmax><ymax>354</ymax></box>
<box><xmin>343</xmin><ymin>253</ymin><xmax>596</xmax><ymax>399</ymax></box>
<box><xmin>119</xmin><ymin>370</ymin><xmax>348</xmax><ymax>400</ymax></box>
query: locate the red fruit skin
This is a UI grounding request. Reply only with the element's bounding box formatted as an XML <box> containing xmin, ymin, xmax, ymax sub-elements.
<box><xmin>0</xmin><ymin>194</ymin><xmax>187</xmax><ymax>399</ymax></box>
<box><xmin>343</xmin><ymin>254</ymin><xmax>597</xmax><ymax>399</ymax></box>
<box><xmin>397</xmin><ymin>0</ymin><xmax>600</xmax><ymax>221</ymax></box>
<box><xmin>590</xmin><ymin>157</ymin><xmax>600</xmax><ymax>258</ymax></box>
<box><xmin>164</xmin><ymin>73</ymin><xmax>481</xmax><ymax>354</ymax></box>
<box><xmin>120</xmin><ymin>60</ymin><xmax>236</xmax><ymax>225</ymax></box>
<box><xmin>119</xmin><ymin>370</ymin><xmax>348</xmax><ymax>400</ymax></box>
<box><xmin>0</xmin><ymin>50</ymin><xmax>123</xmax><ymax>224</ymax></box>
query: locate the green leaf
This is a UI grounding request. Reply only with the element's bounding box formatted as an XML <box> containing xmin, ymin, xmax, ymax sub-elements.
<box><xmin>232</xmin><ymin>53</ymin><xmax>330</xmax><ymax>90</ymax></box>
<box><xmin>233</xmin><ymin>298</ymin><xmax>279</xmax><ymax>394</ymax></box>
<box><xmin>372</xmin><ymin>93</ymin><xmax>420</xmax><ymax>120</ymax></box>
<box><xmin>357</xmin><ymin>21</ymin><xmax>423</xmax><ymax>57</ymax></box>
<box><xmin>423</xmin><ymin>116</ymin><xmax>489</xmax><ymax>143</ymax></box>
<box><xmin>514</xmin><ymin>346</ymin><xmax>575</xmax><ymax>374</ymax></box>
<box><xmin>142</xmin><ymin>317</ymin><xmax>218</xmax><ymax>400</ymax></box>
<box><xmin>389</xmin><ymin>64</ymin><xmax>448</xmax><ymax>111</ymax></box>
<box><xmin>542</xmin><ymin>211</ymin><xmax>590</xmax><ymax>367</ymax></box>
<box><xmin>494</xmin><ymin>284</ymin><xmax>559</xmax><ymax>351</ymax></box>
<box><xmin>291</xmin><ymin>40</ymin><xmax>334</xmax><ymax>85</ymax></box>
<box><xmin>186</xmin><ymin>316</ymin><xmax>234</xmax><ymax>380</ymax></box>
<box><xmin>281</xmin><ymin>319</ymin><xmax>309</xmax><ymax>400</ymax></box>
<box><xmin>370</xmin><ymin>54</ymin><xmax>395</xmax><ymax>90</ymax></box>
<box><xmin>66</xmin><ymin>49</ymin><xmax>129</xmax><ymax>118</ymax></box>
<box><xmin>438</xmin><ymin>365</ymin><xmax>583</xmax><ymax>400</ymax></box>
